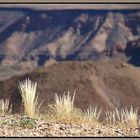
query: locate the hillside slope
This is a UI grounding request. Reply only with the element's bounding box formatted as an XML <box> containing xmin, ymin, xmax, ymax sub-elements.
<box><xmin>0</xmin><ymin>59</ymin><xmax>140</xmax><ymax>115</ymax></box>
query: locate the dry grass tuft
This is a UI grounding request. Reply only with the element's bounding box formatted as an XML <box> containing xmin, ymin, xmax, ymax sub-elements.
<box><xmin>84</xmin><ymin>106</ymin><xmax>102</xmax><ymax>124</ymax></box>
<box><xmin>48</xmin><ymin>91</ymin><xmax>79</xmax><ymax>123</ymax></box>
<box><xmin>19</xmin><ymin>79</ymin><xmax>43</xmax><ymax>117</ymax></box>
<box><xmin>53</xmin><ymin>91</ymin><xmax>75</xmax><ymax>116</ymax></box>
<box><xmin>47</xmin><ymin>91</ymin><xmax>102</xmax><ymax>125</ymax></box>
<box><xmin>0</xmin><ymin>99</ymin><xmax>12</xmax><ymax>115</ymax></box>
<box><xmin>105</xmin><ymin>106</ymin><xmax>139</xmax><ymax>128</ymax></box>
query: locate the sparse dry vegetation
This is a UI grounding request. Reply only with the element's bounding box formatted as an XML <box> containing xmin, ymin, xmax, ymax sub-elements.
<box><xmin>105</xmin><ymin>106</ymin><xmax>139</xmax><ymax>129</ymax></box>
<box><xmin>84</xmin><ymin>106</ymin><xmax>102</xmax><ymax>124</ymax></box>
<box><xmin>0</xmin><ymin>79</ymin><xmax>140</xmax><ymax>137</ymax></box>
<box><xmin>0</xmin><ymin>99</ymin><xmax>12</xmax><ymax>115</ymax></box>
<box><xmin>47</xmin><ymin>91</ymin><xmax>85</xmax><ymax>124</ymax></box>
<box><xmin>18</xmin><ymin>79</ymin><xmax>43</xmax><ymax>117</ymax></box>
<box><xmin>53</xmin><ymin>91</ymin><xmax>76</xmax><ymax>117</ymax></box>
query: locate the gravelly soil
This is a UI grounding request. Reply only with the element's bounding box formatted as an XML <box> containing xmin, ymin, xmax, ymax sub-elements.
<box><xmin>0</xmin><ymin>115</ymin><xmax>140</xmax><ymax>137</ymax></box>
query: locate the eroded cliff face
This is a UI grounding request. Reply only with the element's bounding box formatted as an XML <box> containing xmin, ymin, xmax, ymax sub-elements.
<box><xmin>0</xmin><ymin>8</ymin><xmax>139</xmax><ymax>80</ymax></box>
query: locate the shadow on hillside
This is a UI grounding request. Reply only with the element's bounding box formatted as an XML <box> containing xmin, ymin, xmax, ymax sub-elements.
<box><xmin>125</xmin><ymin>40</ymin><xmax>140</xmax><ymax>66</ymax></box>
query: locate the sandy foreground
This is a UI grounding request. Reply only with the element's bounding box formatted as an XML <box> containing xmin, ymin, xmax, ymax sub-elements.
<box><xmin>0</xmin><ymin>115</ymin><xmax>139</xmax><ymax>137</ymax></box>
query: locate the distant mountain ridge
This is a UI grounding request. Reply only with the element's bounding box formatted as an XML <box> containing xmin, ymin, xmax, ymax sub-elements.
<box><xmin>0</xmin><ymin>7</ymin><xmax>139</xmax><ymax>80</ymax></box>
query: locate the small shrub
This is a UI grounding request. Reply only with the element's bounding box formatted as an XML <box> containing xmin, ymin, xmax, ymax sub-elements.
<box><xmin>19</xmin><ymin>79</ymin><xmax>43</xmax><ymax>117</ymax></box>
<box><xmin>0</xmin><ymin>99</ymin><xmax>12</xmax><ymax>115</ymax></box>
<box><xmin>3</xmin><ymin>116</ymin><xmax>37</xmax><ymax>129</ymax></box>
<box><xmin>18</xmin><ymin>117</ymin><xmax>37</xmax><ymax>128</ymax></box>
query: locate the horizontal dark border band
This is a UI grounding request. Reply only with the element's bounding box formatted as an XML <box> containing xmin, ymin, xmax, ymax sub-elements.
<box><xmin>0</xmin><ymin>1</ymin><xmax>139</xmax><ymax>4</ymax></box>
<box><xmin>0</xmin><ymin>3</ymin><xmax>139</xmax><ymax>10</ymax></box>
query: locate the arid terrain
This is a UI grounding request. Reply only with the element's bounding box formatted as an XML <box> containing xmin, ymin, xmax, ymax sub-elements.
<box><xmin>0</xmin><ymin>6</ymin><xmax>139</xmax><ymax>80</ymax></box>
<box><xmin>0</xmin><ymin>5</ymin><xmax>140</xmax><ymax>137</ymax></box>
<box><xmin>0</xmin><ymin>58</ymin><xmax>140</xmax><ymax>116</ymax></box>
<box><xmin>0</xmin><ymin>115</ymin><xmax>139</xmax><ymax>137</ymax></box>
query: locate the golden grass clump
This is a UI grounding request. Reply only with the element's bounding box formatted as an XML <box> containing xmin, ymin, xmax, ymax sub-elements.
<box><xmin>19</xmin><ymin>79</ymin><xmax>43</xmax><ymax>117</ymax></box>
<box><xmin>48</xmin><ymin>91</ymin><xmax>84</xmax><ymax>124</ymax></box>
<box><xmin>105</xmin><ymin>106</ymin><xmax>138</xmax><ymax>128</ymax></box>
<box><xmin>48</xmin><ymin>91</ymin><xmax>80</xmax><ymax>123</ymax></box>
<box><xmin>0</xmin><ymin>99</ymin><xmax>12</xmax><ymax>115</ymax></box>
<box><xmin>84</xmin><ymin>106</ymin><xmax>102</xmax><ymax>124</ymax></box>
<box><xmin>53</xmin><ymin>91</ymin><xmax>75</xmax><ymax>116</ymax></box>
<box><xmin>47</xmin><ymin>91</ymin><xmax>102</xmax><ymax>125</ymax></box>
